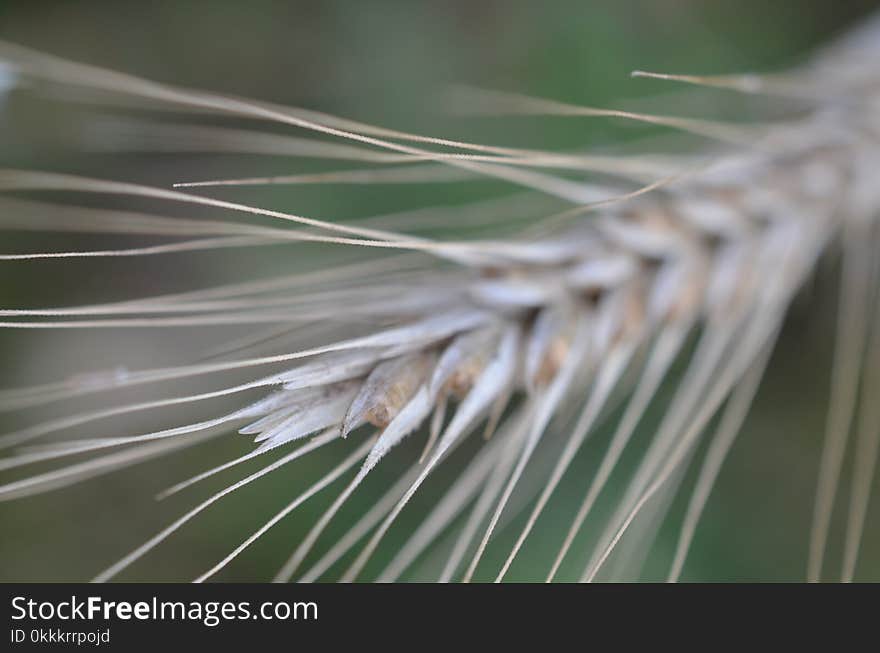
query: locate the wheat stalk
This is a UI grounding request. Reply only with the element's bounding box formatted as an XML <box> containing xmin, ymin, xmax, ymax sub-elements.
<box><xmin>0</xmin><ymin>14</ymin><xmax>878</xmax><ymax>582</ymax></box>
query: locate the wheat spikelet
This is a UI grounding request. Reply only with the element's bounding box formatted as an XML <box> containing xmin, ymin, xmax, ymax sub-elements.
<box><xmin>0</xmin><ymin>12</ymin><xmax>878</xmax><ymax>583</ymax></box>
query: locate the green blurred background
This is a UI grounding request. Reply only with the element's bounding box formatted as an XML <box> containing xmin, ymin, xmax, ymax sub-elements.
<box><xmin>0</xmin><ymin>0</ymin><xmax>879</xmax><ymax>582</ymax></box>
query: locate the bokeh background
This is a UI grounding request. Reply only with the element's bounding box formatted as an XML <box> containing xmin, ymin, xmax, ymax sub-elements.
<box><xmin>1</xmin><ymin>0</ymin><xmax>879</xmax><ymax>581</ymax></box>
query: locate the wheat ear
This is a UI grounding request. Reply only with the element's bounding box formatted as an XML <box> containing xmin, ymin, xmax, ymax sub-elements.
<box><xmin>0</xmin><ymin>16</ymin><xmax>878</xmax><ymax>582</ymax></box>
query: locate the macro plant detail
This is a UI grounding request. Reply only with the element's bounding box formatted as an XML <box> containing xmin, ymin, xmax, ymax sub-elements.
<box><xmin>0</xmin><ymin>10</ymin><xmax>878</xmax><ymax>583</ymax></box>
